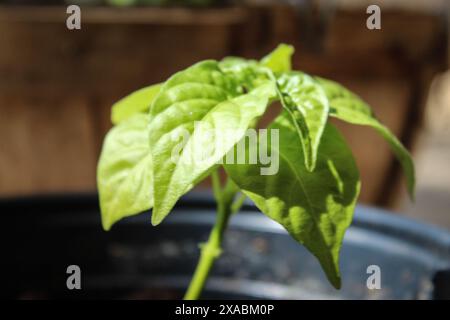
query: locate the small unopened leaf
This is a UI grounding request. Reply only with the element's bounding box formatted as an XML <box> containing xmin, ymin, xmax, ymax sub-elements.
<box><xmin>261</xmin><ymin>43</ymin><xmax>295</xmax><ymax>73</ymax></box>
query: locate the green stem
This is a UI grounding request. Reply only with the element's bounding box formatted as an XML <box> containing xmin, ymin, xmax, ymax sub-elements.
<box><xmin>231</xmin><ymin>193</ymin><xmax>246</xmax><ymax>215</ymax></box>
<box><xmin>183</xmin><ymin>171</ymin><xmax>239</xmax><ymax>300</ymax></box>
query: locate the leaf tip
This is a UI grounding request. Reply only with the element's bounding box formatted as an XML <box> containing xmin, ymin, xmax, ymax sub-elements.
<box><xmin>151</xmin><ymin>209</ymin><xmax>165</xmax><ymax>226</ymax></box>
<box><xmin>278</xmin><ymin>43</ymin><xmax>295</xmax><ymax>54</ymax></box>
<box><xmin>151</xmin><ymin>215</ymin><xmax>161</xmax><ymax>226</ymax></box>
<box><xmin>325</xmin><ymin>265</ymin><xmax>342</xmax><ymax>289</ymax></box>
<box><xmin>261</xmin><ymin>43</ymin><xmax>295</xmax><ymax>73</ymax></box>
<box><xmin>398</xmin><ymin>149</ymin><xmax>415</xmax><ymax>202</ymax></box>
<box><xmin>151</xmin><ymin>200</ymin><xmax>175</xmax><ymax>226</ymax></box>
<box><xmin>331</xmin><ymin>276</ymin><xmax>342</xmax><ymax>290</ymax></box>
<box><xmin>101</xmin><ymin>217</ymin><xmax>112</xmax><ymax>232</ymax></box>
<box><xmin>305</xmin><ymin>158</ymin><xmax>316</xmax><ymax>172</ymax></box>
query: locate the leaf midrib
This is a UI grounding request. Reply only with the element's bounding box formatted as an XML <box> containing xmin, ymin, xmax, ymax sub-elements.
<box><xmin>276</xmin><ymin>147</ymin><xmax>334</xmax><ymax>256</ymax></box>
<box><xmin>152</xmin><ymin>75</ymin><xmax>244</xmax><ymax>217</ymax></box>
<box><xmin>159</xmin><ymin>97</ymin><xmax>245</xmax><ymax>213</ymax></box>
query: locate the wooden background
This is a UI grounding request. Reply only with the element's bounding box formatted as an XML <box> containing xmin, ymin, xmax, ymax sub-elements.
<box><xmin>0</xmin><ymin>4</ymin><xmax>447</xmax><ymax>207</ymax></box>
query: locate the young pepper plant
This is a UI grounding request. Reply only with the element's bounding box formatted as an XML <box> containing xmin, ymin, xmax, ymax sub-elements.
<box><xmin>97</xmin><ymin>44</ymin><xmax>415</xmax><ymax>299</ymax></box>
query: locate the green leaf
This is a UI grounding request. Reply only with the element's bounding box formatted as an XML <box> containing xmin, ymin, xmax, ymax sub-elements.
<box><xmin>277</xmin><ymin>72</ymin><xmax>329</xmax><ymax>171</ymax></box>
<box><xmin>225</xmin><ymin>113</ymin><xmax>360</xmax><ymax>289</ymax></box>
<box><xmin>316</xmin><ymin>77</ymin><xmax>415</xmax><ymax>198</ymax></box>
<box><xmin>97</xmin><ymin>114</ymin><xmax>153</xmax><ymax>231</ymax></box>
<box><xmin>219</xmin><ymin>58</ymin><xmax>267</xmax><ymax>91</ymax></box>
<box><xmin>111</xmin><ymin>83</ymin><xmax>162</xmax><ymax>125</ymax></box>
<box><xmin>149</xmin><ymin>60</ymin><xmax>275</xmax><ymax>225</ymax></box>
<box><xmin>261</xmin><ymin>43</ymin><xmax>295</xmax><ymax>73</ymax></box>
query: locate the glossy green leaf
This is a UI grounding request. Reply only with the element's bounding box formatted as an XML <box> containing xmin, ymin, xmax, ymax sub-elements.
<box><xmin>277</xmin><ymin>72</ymin><xmax>329</xmax><ymax>171</ymax></box>
<box><xmin>225</xmin><ymin>113</ymin><xmax>360</xmax><ymax>288</ymax></box>
<box><xmin>95</xmin><ymin>44</ymin><xmax>416</xmax><ymax>294</ymax></box>
<box><xmin>97</xmin><ymin>114</ymin><xmax>153</xmax><ymax>230</ymax></box>
<box><xmin>149</xmin><ymin>60</ymin><xmax>275</xmax><ymax>225</ymax></box>
<box><xmin>111</xmin><ymin>83</ymin><xmax>162</xmax><ymax>125</ymax></box>
<box><xmin>316</xmin><ymin>77</ymin><xmax>415</xmax><ymax>198</ymax></box>
<box><xmin>261</xmin><ymin>43</ymin><xmax>295</xmax><ymax>73</ymax></box>
<box><xmin>219</xmin><ymin>58</ymin><xmax>268</xmax><ymax>91</ymax></box>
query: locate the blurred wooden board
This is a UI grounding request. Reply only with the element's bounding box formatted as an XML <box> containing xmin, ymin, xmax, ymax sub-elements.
<box><xmin>0</xmin><ymin>88</ymin><xmax>97</xmax><ymax>195</ymax></box>
<box><xmin>0</xmin><ymin>5</ymin><xmax>447</xmax><ymax>209</ymax></box>
<box><xmin>0</xmin><ymin>6</ymin><xmax>246</xmax><ymax>196</ymax></box>
<box><xmin>254</xmin><ymin>5</ymin><xmax>447</xmax><ymax>206</ymax></box>
<box><xmin>0</xmin><ymin>6</ymin><xmax>246</xmax><ymax>25</ymax></box>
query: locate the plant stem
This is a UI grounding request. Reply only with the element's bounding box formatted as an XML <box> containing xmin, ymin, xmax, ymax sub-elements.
<box><xmin>183</xmin><ymin>171</ymin><xmax>239</xmax><ymax>300</ymax></box>
<box><xmin>231</xmin><ymin>193</ymin><xmax>247</xmax><ymax>215</ymax></box>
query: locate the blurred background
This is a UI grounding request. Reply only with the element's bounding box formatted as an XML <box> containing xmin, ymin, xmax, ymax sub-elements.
<box><xmin>1</xmin><ymin>0</ymin><xmax>448</xmax><ymax>226</ymax></box>
<box><xmin>1</xmin><ymin>0</ymin><xmax>450</xmax><ymax>300</ymax></box>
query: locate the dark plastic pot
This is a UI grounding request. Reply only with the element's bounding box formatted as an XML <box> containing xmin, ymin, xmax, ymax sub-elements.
<box><xmin>1</xmin><ymin>193</ymin><xmax>449</xmax><ymax>299</ymax></box>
